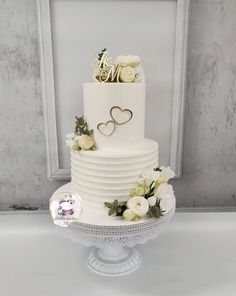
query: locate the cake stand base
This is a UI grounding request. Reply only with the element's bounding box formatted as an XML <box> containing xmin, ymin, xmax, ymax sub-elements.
<box><xmin>53</xmin><ymin>183</ymin><xmax>175</xmax><ymax>277</ymax></box>
<box><xmin>86</xmin><ymin>246</ymin><xmax>141</xmax><ymax>276</ymax></box>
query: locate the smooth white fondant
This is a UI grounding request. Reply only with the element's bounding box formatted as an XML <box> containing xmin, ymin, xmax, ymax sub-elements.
<box><xmin>71</xmin><ymin>139</ymin><xmax>158</xmax><ymax>209</ymax></box>
<box><xmin>83</xmin><ymin>82</ymin><xmax>145</xmax><ymax>150</ymax></box>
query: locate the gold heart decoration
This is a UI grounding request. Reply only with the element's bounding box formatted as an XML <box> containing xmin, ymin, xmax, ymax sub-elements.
<box><xmin>110</xmin><ymin>106</ymin><xmax>133</xmax><ymax>125</ymax></box>
<box><xmin>97</xmin><ymin>120</ymin><xmax>116</xmax><ymax>137</ymax></box>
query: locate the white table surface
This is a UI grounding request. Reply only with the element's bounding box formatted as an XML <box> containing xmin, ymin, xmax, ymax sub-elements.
<box><xmin>0</xmin><ymin>211</ymin><xmax>236</xmax><ymax>296</ymax></box>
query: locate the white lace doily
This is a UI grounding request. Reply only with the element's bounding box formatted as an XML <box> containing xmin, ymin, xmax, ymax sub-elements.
<box><xmin>57</xmin><ymin>205</ymin><xmax>175</xmax><ymax>248</ymax></box>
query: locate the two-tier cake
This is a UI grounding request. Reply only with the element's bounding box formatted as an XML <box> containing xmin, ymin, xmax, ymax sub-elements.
<box><xmin>50</xmin><ymin>50</ymin><xmax>175</xmax><ymax>226</ymax></box>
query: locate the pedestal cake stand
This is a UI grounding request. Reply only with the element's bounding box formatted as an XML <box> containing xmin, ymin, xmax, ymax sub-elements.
<box><xmin>53</xmin><ymin>183</ymin><xmax>176</xmax><ymax>277</ymax></box>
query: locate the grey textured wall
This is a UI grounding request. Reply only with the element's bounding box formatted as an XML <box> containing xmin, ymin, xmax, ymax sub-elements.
<box><xmin>0</xmin><ymin>0</ymin><xmax>235</xmax><ymax>210</ymax></box>
<box><xmin>0</xmin><ymin>0</ymin><xmax>65</xmax><ymax>210</ymax></box>
<box><xmin>173</xmin><ymin>0</ymin><xmax>236</xmax><ymax>207</ymax></box>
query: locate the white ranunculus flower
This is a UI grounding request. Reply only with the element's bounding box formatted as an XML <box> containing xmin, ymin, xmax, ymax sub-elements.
<box><xmin>77</xmin><ymin>134</ymin><xmax>94</xmax><ymax>150</ymax></box>
<box><xmin>127</xmin><ymin>196</ymin><xmax>149</xmax><ymax>217</ymax></box>
<box><xmin>119</xmin><ymin>66</ymin><xmax>136</xmax><ymax>83</ymax></box>
<box><xmin>115</xmin><ymin>55</ymin><xmax>141</xmax><ymax>67</ymax></box>
<box><xmin>123</xmin><ymin>209</ymin><xmax>136</xmax><ymax>221</ymax></box>
<box><xmin>159</xmin><ymin>166</ymin><xmax>175</xmax><ymax>183</ymax></box>
<box><xmin>142</xmin><ymin>167</ymin><xmax>161</xmax><ymax>184</ymax></box>
<box><xmin>155</xmin><ymin>183</ymin><xmax>175</xmax><ymax>200</ymax></box>
<box><xmin>147</xmin><ymin>196</ymin><xmax>157</xmax><ymax>207</ymax></box>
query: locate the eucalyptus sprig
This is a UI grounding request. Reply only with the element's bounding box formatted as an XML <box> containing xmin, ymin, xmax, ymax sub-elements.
<box><xmin>75</xmin><ymin>116</ymin><xmax>94</xmax><ymax>136</ymax></box>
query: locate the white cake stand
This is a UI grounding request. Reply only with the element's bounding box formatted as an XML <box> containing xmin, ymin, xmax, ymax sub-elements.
<box><xmin>53</xmin><ymin>183</ymin><xmax>175</xmax><ymax>277</ymax></box>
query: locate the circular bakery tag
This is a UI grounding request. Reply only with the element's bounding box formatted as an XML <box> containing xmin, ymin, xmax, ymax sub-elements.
<box><xmin>49</xmin><ymin>192</ymin><xmax>83</xmax><ymax>227</ymax></box>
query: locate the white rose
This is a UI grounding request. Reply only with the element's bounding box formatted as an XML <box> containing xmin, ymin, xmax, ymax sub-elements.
<box><xmin>147</xmin><ymin>196</ymin><xmax>157</xmax><ymax>207</ymax></box>
<box><xmin>130</xmin><ymin>183</ymin><xmax>149</xmax><ymax>197</ymax></box>
<box><xmin>127</xmin><ymin>196</ymin><xmax>149</xmax><ymax>217</ymax></box>
<box><xmin>155</xmin><ymin>183</ymin><xmax>175</xmax><ymax>200</ymax></box>
<box><xmin>159</xmin><ymin>166</ymin><xmax>175</xmax><ymax>183</ymax></box>
<box><xmin>115</xmin><ymin>55</ymin><xmax>140</xmax><ymax>67</ymax></box>
<box><xmin>142</xmin><ymin>167</ymin><xmax>161</xmax><ymax>185</ymax></box>
<box><xmin>119</xmin><ymin>66</ymin><xmax>136</xmax><ymax>83</ymax></box>
<box><xmin>77</xmin><ymin>135</ymin><xmax>94</xmax><ymax>150</ymax></box>
<box><xmin>123</xmin><ymin>209</ymin><xmax>136</xmax><ymax>221</ymax></box>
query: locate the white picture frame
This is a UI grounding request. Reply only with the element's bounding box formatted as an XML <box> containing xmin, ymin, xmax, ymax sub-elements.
<box><xmin>37</xmin><ymin>0</ymin><xmax>189</xmax><ymax>180</ymax></box>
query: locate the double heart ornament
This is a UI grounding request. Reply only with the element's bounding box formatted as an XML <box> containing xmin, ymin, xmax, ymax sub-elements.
<box><xmin>97</xmin><ymin>106</ymin><xmax>133</xmax><ymax>137</ymax></box>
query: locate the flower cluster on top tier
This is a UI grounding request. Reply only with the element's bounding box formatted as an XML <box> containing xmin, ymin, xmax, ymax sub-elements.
<box><xmin>65</xmin><ymin>116</ymin><xmax>96</xmax><ymax>151</ymax></box>
<box><xmin>92</xmin><ymin>48</ymin><xmax>145</xmax><ymax>83</ymax></box>
<box><xmin>104</xmin><ymin>166</ymin><xmax>175</xmax><ymax>221</ymax></box>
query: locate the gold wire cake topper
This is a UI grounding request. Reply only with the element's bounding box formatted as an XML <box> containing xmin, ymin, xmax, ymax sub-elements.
<box><xmin>110</xmin><ymin>106</ymin><xmax>133</xmax><ymax>125</ymax></box>
<box><xmin>97</xmin><ymin>120</ymin><xmax>116</xmax><ymax>137</ymax></box>
<box><xmin>92</xmin><ymin>49</ymin><xmax>145</xmax><ymax>83</ymax></box>
<box><xmin>97</xmin><ymin>106</ymin><xmax>133</xmax><ymax>137</ymax></box>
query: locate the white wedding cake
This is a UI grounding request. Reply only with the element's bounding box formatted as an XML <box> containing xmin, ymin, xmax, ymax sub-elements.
<box><xmin>50</xmin><ymin>49</ymin><xmax>175</xmax><ymax>226</ymax></box>
<box><xmin>71</xmin><ymin>82</ymin><xmax>158</xmax><ymax>210</ymax></box>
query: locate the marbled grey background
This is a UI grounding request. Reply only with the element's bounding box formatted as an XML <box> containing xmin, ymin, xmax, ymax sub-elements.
<box><xmin>0</xmin><ymin>0</ymin><xmax>236</xmax><ymax>210</ymax></box>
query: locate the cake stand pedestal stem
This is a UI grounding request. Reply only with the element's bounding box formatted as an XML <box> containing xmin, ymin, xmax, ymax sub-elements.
<box><xmin>86</xmin><ymin>246</ymin><xmax>142</xmax><ymax>276</ymax></box>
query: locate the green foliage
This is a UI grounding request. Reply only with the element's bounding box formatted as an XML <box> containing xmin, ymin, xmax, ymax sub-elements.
<box><xmin>104</xmin><ymin>200</ymin><xmax>127</xmax><ymax>216</ymax></box>
<box><xmin>144</xmin><ymin>181</ymin><xmax>156</xmax><ymax>199</ymax></box>
<box><xmin>147</xmin><ymin>199</ymin><xmax>165</xmax><ymax>219</ymax></box>
<box><xmin>75</xmin><ymin>116</ymin><xmax>94</xmax><ymax>137</ymax></box>
<box><xmin>77</xmin><ymin>116</ymin><xmax>84</xmax><ymax>126</ymax></box>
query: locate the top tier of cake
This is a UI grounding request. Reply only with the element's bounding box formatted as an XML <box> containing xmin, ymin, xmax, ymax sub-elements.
<box><xmin>83</xmin><ymin>82</ymin><xmax>145</xmax><ymax>150</ymax></box>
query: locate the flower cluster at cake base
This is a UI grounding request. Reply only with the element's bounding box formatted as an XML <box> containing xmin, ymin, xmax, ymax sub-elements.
<box><xmin>66</xmin><ymin>116</ymin><xmax>96</xmax><ymax>152</ymax></box>
<box><xmin>93</xmin><ymin>48</ymin><xmax>145</xmax><ymax>83</ymax></box>
<box><xmin>104</xmin><ymin>166</ymin><xmax>175</xmax><ymax>221</ymax></box>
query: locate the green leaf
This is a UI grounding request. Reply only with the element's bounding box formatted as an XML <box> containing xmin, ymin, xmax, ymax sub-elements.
<box><xmin>108</xmin><ymin>209</ymin><xmax>115</xmax><ymax>216</ymax></box>
<box><xmin>76</xmin><ymin>116</ymin><xmax>85</xmax><ymax>126</ymax></box>
<box><xmin>145</xmin><ymin>181</ymin><xmax>156</xmax><ymax>199</ymax></box>
<box><xmin>84</xmin><ymin>122</ymin><xmax>88</xmax><ymax>130</ymax></box>
<box><xmin>104</xmin><ymin>202</ymin><xmax>113</xmax><ymax>209</ymax></box>
<box><xmin>113</xmin><ymin>200</ymin><xmax>119</xmax><ymax>208</ymax></box>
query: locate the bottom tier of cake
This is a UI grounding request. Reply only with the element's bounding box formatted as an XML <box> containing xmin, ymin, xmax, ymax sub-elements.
<box><xmin>50</xmin><ymin>182</ymin><xmax>175</xmax><ymax>226</ymax></box>
<box><xmin>71</xmin><ymin>139</ymin><xmax>158</xmax><ymax>210</ymax></box>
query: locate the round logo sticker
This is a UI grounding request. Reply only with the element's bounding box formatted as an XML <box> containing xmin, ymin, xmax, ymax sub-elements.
<box><xmin>49</xmin><ymin>192</ymin><xmax>83</xmax><ymax>227</ymax></box>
